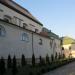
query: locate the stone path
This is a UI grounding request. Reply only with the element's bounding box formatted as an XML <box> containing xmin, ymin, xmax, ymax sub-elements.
<box><xmin>43</xmin><ymin>61</ymin><xmax>75</xmax><ymax>75</ymax></box>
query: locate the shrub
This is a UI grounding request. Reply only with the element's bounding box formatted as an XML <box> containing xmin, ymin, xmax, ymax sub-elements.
<box><xmin>29</xmin><ymin>71</ymin><xmax>33</xmax><ymax>75</ymax></box>
<box><xmin>58</xmin><ymin>53</ymin><xmax>61</xmax><ymax>59</ymax></box>
<box><xmin>12</xmin><ymin>55</ymin><xmax>17</xmax><ymax>75</ymax></box>
<box><xmin>41</xmin><ymin>67</ymin><xmax>46</xmax><ymax>74</ymax></box>
<box><xmin>46</xmin><ymin>54</ymin><xmax>50</xmax><ymax>64</ymax></box>
<box><xmin>62</xmin><ymin>53</ymin><xmax>65</xmax><ymax>59</ymax></box>
<box><xmin>32</xmin><ymin>54</ymin><xmax>35</xmax><ymax>66</ymax></box>
<box><xmin>39</xmin><ymin>56</ymin><xmax>45</xmax><ymax>66</ymax></box>
<box><xmin>7</xmin><ymin>54</ymin><xmax>12</xmax><ymax>68</ymax></box>
<box><xmin>0</xmin><ymin>57</ymin><xmax>6</xmax><ymax>75</ymax></box>
<box><xmin>21</xmin><ymin>54</ymin><xmax>27</xmax><ymax>67</ymax></box>
<box><xmin>51</xmin><ymin>54</ymin><xmax>54</xmax><ymax>62</ymax></box>
<box><xmin>55</xmin><ymin>52</ymin><xmax>58</xmax><ymax>60</ymax></box>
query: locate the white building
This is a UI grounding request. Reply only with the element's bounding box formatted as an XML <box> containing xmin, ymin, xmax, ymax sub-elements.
<box><xmin>0</xmin><ymin>0</ymin><xmax>61</xmax><ymax>63</ymax></box>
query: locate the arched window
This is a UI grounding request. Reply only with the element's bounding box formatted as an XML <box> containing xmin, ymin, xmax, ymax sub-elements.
<box><xmin>21</xmin><ymin>33</ymin><xmax>29</xmax><ymax>42</ymax></box>
<box><xmin>4</xmin><ymin>15</ymin><xmax>11</xmax><ymax>23</ymax></box>
<box><xmin>0</xmin><ymin>25</ymin><xmax>6</xmax><ymax>37</ymax></box>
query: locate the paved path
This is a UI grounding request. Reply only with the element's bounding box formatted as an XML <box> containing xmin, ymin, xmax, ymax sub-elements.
<box><xmin>43</xmin><ymin>61</ymin><xmax>75</xmax><ymax>75</ymax></box>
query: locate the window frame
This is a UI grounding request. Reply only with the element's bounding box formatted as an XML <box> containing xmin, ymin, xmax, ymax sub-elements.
<box><xmin>4</xmin><ymin>15</ymin><xmax>12</xmax><ymax>23</ymax></box>
<box><xmin>21</xmin><ymin>33</ymin><xmax>29</xmax><ymax>42</ymax></box>
<box><xmin>39</xmin><ymin>38</ymin><xmax>43</xmax><ymax>45</ymax></box>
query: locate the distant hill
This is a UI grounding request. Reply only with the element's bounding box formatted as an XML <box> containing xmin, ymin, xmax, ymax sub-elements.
<box><xmin>61</xmin><ymin>36</ymin><xmax>75</xmax><ymax>45</ymax></box>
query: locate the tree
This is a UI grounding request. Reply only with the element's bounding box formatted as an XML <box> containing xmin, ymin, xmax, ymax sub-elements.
<box><xmin>55</xmin><ymin>52</ymin><xmax>58</xmax><ymax>60</ymax></box>
<box><xmin>32</xmin><ymin>54</ymin><xmax>35</xmax><ymax>66</ymax></box>
<box><xmin>39</xmin><ymin>56</ymin><xmax>45</xmax><ymax>66</ymax></box>
<box><xmin>7</xmin><ymin>54</ymin><xmax>12</xmax><ymax>68</ymax></box>
<box><xmin>21</xmin><ymin>54</ymin><xmax>27</xmax><ymax>67</ymax></box>
<box><xmin>58</xmin><ymin>53</ymin><xmax>61</xmax><ymax>59</ymax></box>
<box><xmin>46</xmin><ymin>54</ymin><xmax>50</xmax><ymax>64</ymax></box>
<box><xmin>51</xmin><ymin>54</ymin><xmax>54</xmax><ymax>62</ymax></box>
<box><xmin>12</xmin><ymin>56</ymin><xmax>17</xmax><ymax>75</ymax></box>
<box><xmin>62</xmin><ymin>53</ymin><xmax>65</xmax><ymax>59</ymax></box>
<box><xmin>0</xmin><ymin>57</ymin><xmax>6</xmax><ymax>75</ymax></box>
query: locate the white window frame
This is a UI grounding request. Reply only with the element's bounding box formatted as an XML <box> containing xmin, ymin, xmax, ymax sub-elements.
<box><xmin>21</xmin><ymin>33</ymin><xmax>29</xmax><ymax>42</ymax></box>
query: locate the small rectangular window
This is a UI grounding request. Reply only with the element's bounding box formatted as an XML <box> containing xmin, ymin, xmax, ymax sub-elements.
<box><xmin>35</xmin><ymin>29</ymin><xmax>38</xmax><ymax>33</ymax></box>
<box><xmin>39</xmin><ymin>39</ymin><xmax>43</xmax><ymax>45</ymax></box>
<box><xmin>23</xmin><ymin>23</ymin><xmax>27</xmax><ymax>29</ymax></box>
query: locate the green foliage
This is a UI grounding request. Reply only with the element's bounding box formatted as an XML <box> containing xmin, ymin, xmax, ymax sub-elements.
<box><xmin>21</xmin><ymin>54</ymin><xmax>27</xmax><ymax>67</ymax></box>
<box><xmin>62</xmin><ymin>36</ymin><xmax>75</xmax><ymax>45</ymax></box>
<box><xmin>46</xmin><ymin>54</ymin><xmax>50</xmax><ymax>64</ymax></box>
<box><xmin>58</xmin><ymin>53</ymin><xmax>61</xmax><ymax>59</ymax></box>
<box><xmin>32</xmin><ymin>54</ymin><xmax>35</xmax><ymax>66</ymax></box>
<box><xmin>39</xmin><ymin>56</ymin><xmax>45</xmax><ymax>66</ymax></box>
<box><xmin>0</xmin><ymin>55</ymin><xmax>74</xmax><ymax>75</ymax></box>
<box><xmin>12</xmin><ymin>55</ymin><xmax>17</xmax><ymax>75</ymax></box>
<box><xmin>7</xmin><ymin>54</ymin><xmax>12</xmax><ymax>68</ymax></box>
<box><xmin>62</xmin><ymin>53</ymin><xmax>65</xmax><ymax>59</ymax></box>
<box><xmin>51</xmin><ymin>54</ymin><xmax>54</xmax><ymax>62</ymax></box>
<box><xmin>0</xmin><ymin>57</ymin><xmax>6</xmax><ymax>75</ymax></box>
<box><xmin>55</xmin><ymin>52</ymin><xmax>58</xmax><ymax>60</ymax></box>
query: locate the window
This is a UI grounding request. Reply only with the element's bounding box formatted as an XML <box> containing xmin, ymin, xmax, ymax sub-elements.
<box><xmin>39</xmin><ymin>38</ymin><xmax>43</xmax><ymax>45</ymax></box>
<box><xmin>23</xmin><ymin>23</ymin><xmax>27</xmax><ymax>29</ymax></box>
<box><xmin>29</xmin><ymin>24</ymin><xmax>35</xmax><ymax>27</ymax></box>
<box><xmin>35</xmin><ymin>29</ymin><xmax>38</xmax><ymax>33</ymax></box>
<box><xmin>21</xmin><ymin>33</ymin><xmax>29</xmax><ymax>42</ymax></box>
<box><xmin>0</xmin><ymin>25</ymin><xmax>6</xmax><ymax>37</ymax></box>
<box><xmin>4</xmin><ymin>15</ymin><xmax>11</xmax><ymax>22</ymax></box>
<box><xmin>14</xmin><ymin>16</ymin><xmax>23</xmax><ymax>26</ymax></box>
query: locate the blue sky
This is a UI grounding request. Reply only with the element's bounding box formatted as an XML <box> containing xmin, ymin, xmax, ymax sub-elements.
<box><xmin>14</xmin><ymin>0</ymin><xmax>75</xmax><ymax>38</ymax></box>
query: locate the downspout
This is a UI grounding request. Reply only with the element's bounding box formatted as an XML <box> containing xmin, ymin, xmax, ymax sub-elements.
<box><xmin>32</xmin><ymin>32</ymin><xmax>34</xmax><ymax>54</ymax></box>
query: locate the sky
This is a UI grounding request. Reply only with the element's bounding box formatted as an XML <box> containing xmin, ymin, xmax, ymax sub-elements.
<box><xmin>14</xmin><ymin>0</ymin><xmax>75</xmax><ymax>38</ymax></box>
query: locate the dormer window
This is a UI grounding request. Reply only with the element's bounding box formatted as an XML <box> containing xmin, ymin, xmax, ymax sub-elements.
<box><xmin>35</xmin><ymin>29</ymin><xmax>38</xmax><ymax>33</ymax></box>
<box><xmin>4</xmin><ymin>15</ymin><xmax>11</xmax><ymax>22</ymax></box>
<box><xmin>23</xmin><ymin>23</ymin><xmax>27</xmax><ymax>29</ymax></box>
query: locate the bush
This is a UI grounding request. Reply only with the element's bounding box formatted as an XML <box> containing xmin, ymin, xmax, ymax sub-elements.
<box><xmin>21</xmin><ymin>54</ymin><xmax>27</xmax><ymax>67</ymax></box>
<box><xmin>39</xmin><ymin>56</ymin><xmax>45</xmax><ymax>66</ymax></box>
<box><xmin>55</xmin><ymin>52</ymin><xmax>58</xmax><ymax>60</ymax></box>
<box><xmin>12</xmin><ymin>55</ymin><xmax>17</xmax><ymax>75</ymax></box>
<box><xmin>62</xmin><ymin>53</ymin><xmax>65</xmax><ymax>59</ymax></box>
<box><xmin>0</xmin><ymin>57</ymin><xmax>6</xmax><ymax>75</ymax></box>
<box><xmin>41</xmin><ymin>67</ymin><xmax>47</xmax><ymax>74</ymax></box>
<box><xmin>7</xmin><ymin>54</ymin><xmax>12</xmax><ymax>68</ymax></box>
<box><xmin>46</xmin><ymin>54</ymin><xmax>50</xmax><ymax>64</ymax></box>
<box><xmin>32</xmin><ymin>54</ymin><xmax>35</xmax><ymax>66</ymax></box>
<box><xmin>29</xmin><ymin>71</ymin><xmax>33</xmax><ymax>75</ymax></box>
<box><xmin>51</xmin><ymin>54</ymin><xmax>54</xmax><ymax>62</ymax></box>
<box><xmin>58</xmin><ymin>53</ymin><xmax>61</xmax><ymax>59</ymax></box>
